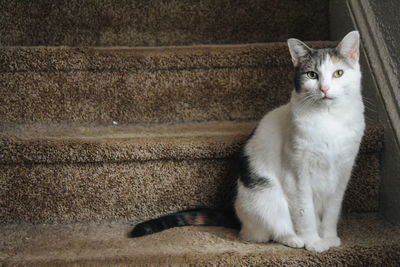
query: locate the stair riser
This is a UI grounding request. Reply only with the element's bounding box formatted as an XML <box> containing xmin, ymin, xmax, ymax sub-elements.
<box><xmin>0</xmin><ymin>154</ymin><xmax>380</xmax><ymax>224</ymax></box>
<box><xmin>1</xmin><ymin>159</ymin><xmax>235</xmax><ymax>224</ymax></box>
<box><xmin>0</xmin><ymin>0</ymin><xmax>329</xmax><ymax>46</ymax></box>
<box><xmin>0</xmin><ymin>68</ymin><xmax>291</xmax><ymax>124</ymax></box>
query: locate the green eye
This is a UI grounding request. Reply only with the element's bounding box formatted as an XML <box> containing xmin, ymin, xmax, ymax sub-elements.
<box><xmin>334</xmin><ymin>69</ymin><xmax>344</xmax><ymax>78</ymax></box>
<box><xmin>306</xmin><ymin>71</ymin><xmax>318</xmax><ymax>79</ymax></box>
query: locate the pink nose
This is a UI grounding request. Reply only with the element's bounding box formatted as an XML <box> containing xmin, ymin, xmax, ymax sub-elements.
<box><xmin>320</xmin><ymin>86</ymin><xmax>329</xmax><ymax>94</ymax></box>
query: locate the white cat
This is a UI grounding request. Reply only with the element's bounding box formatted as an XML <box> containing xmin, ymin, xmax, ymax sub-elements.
<box><xmin>234</xmin><ymin>31</ymin><xmax>365</xmax><ymax>252</ymax></box>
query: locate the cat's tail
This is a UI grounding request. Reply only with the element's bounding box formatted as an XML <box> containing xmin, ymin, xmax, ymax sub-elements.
<box><xmin>129</xmin><ymin>208</ymin><xmax>240</xmax><ymax>238</ymax></box>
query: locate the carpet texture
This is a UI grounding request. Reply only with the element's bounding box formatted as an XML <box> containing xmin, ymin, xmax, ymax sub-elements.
<box><xmin>0</xmin><ymin>42</ymin><xmax>334</xmax><ymax>124</ymax></box>
<box><xmin>1</xmin><ymin>1</ymin><xmax>397</xmax><ymax>265</ymax></box>
<box><xmin>0</xmin><ymin>0</ymin><xmax>329</xmax><ymax>46</ymax></box>
<box><xmin>0</xmin><ymin>122</ymin><xmax>383</xmax><ymax>224</ymax></box>
<box><xmin>2</xmin><ymin>213</ymin><xmax>399</xmax><ymax>266</ymax></box>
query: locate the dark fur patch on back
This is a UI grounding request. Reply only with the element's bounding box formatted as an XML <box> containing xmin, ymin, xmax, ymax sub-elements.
<box><xmin>239</xmin><ymin>152</ymin><xmax>270</xmax><ymax>189</ymax></box>
<box><xmin>239</xmin><ymin>131</ymin><xmax>270</xmax><ymax>189</ymax></box>
<box><xmin>238</xmin><ymin>129</ymin><xmax>271</xmax><ymax>189</ymax></box>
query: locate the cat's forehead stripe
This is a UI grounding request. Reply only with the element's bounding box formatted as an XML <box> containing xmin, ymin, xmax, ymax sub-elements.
<box><xmin>311</xmin><ymin>48</ymin><xmax>337</xmax><ymax>68</ymax></box>
<box><xmin>330</xmin><ymin>55</ymin><xmax>340</xmax><ymax>64</ymax></box>
<box><xmin>315</xmin><ymin>47</ymin><xmax>354</xmax><ymax>69</ymax></box>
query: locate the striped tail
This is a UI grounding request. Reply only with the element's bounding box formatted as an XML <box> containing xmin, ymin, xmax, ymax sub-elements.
<box><xmin>130</xmin><ymin>208</ymin><xmax>240</xmax><ymax>237</ymax></box>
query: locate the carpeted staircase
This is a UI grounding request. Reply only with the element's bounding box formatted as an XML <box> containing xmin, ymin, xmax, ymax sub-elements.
<box><xmin>1</xmin><ymin>1</ymin><xmax>400</xmax><ymax>266</ymax></box>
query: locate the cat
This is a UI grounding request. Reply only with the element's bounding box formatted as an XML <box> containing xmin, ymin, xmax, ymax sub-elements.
<box><xmin>130</xmin><ymin>31</ymin><xmax>365</xmax><ymax>253</ymax></box>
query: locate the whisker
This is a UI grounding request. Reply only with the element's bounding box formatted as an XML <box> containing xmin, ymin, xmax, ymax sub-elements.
<box><xmin>295</xmin><ymin>94</ymin><xmax>318</xmax><ymax>114</ymax></box>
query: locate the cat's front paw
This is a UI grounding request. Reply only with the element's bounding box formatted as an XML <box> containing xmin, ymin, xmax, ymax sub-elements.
<box><xmin>304</xmin><ymin>238</ymin><xmax>331</xmax><ymax>253</ymax></box>
<box><xmin>322</xmin><ymin>236</ymin><xmax>341</xmax><ymax>248</ymax></box>
<box><xmin>276</xmin><ymin>235</ymin><xmax>304</xmax><ymax>249</ymax></box>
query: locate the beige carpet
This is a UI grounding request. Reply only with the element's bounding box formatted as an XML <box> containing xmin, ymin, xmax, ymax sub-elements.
<box><xmin>2</xmin><ymin>213</ymin><xmax>399</xmax><ymax>266</ymax></box>
<box><xmin>1</xmin><ymin>1</ymin><xmax>397</xmax><ymax>265</ymax></box>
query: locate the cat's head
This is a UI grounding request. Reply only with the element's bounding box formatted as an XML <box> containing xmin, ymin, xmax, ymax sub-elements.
<box><xmin>287</xmin><ymin>31</ymin><xmax>361</xmax><ymax>106</ymax></box>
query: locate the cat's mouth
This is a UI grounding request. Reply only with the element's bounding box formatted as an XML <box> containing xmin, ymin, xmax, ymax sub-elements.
<box><xmin>322</xmin><ymin>96</ymin><xmax>334</xmax><ymax>100</ymax></box>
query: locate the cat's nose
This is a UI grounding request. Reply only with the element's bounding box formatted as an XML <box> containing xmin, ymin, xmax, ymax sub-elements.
<box><xmin>320</xmin><ymin>86</ymin><xmax>329</xmax><ymax>94</ymax></box>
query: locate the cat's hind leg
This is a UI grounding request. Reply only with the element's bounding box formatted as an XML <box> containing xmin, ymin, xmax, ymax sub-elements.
<box><xmin>238</xmin><ymin>219</ymin><xmax>271</xmax><ymax>243</ymax></box>
<box><xmin>267</xmin><ymin>191</ymin><xmax>304</xmax><ymax>248</ymax></box>
<box><xmin>235</xmin><ymin>182</ymin><xmax>304</xmax><ymax>249</ymax></box>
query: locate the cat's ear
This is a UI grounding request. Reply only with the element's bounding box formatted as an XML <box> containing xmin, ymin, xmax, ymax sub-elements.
<box><xmin>287</xmin><ymin>38</ymin><xmax>312</xmax><ymax>67</ymax></box>
<box><xmin>336</xmin><ymin>31</ymin><xmax>360</xmax><ymax>62</ymax></box>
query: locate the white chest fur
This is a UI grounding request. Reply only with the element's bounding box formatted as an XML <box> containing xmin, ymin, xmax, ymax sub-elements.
<box><xmin>291</xmin><ymin>105</ymin><xmax>365</xmax><ymax>195</ymax></box>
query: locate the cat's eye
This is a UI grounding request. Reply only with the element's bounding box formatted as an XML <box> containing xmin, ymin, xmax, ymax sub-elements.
<box><xmin>306</xmin><ymin>71</ymin><xmax>318</xmax><ymax>79</ymax></box>
<box><xmin>333</xmin><ymin>69</ymin><xmax>344</xmax><ymax>78</ymax></box>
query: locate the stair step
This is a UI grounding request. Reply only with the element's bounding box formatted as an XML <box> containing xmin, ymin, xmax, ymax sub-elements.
<box><xmin>0</xmin><ymin>121</ymin><xmax>254</xmax><ymax>164</ymax></box>
<box><xmin>0</xmin><ymin>122</ymin><xmax>383</xmax><ymax>164</ymax></box>
<box><xmin>0</xmin><ymin>122</ymin><xmax>383</xmax><ymax>224</ymax></box>
<box><xmin>0</xmin><ymin>42</ymin><xmax>334</xmax><ymax>124</ymax></box>
<box><xmin>0</xmin><ymin>0</ymin><xmax>329</xmax><ymax>46</ymax></box>
<box><xmin>2</xmin><ymin>213</ymin><xmax>399</xmax><ymax>265</ymax></box>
